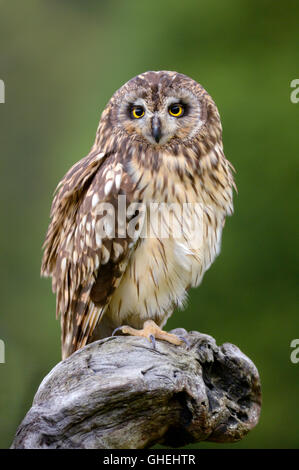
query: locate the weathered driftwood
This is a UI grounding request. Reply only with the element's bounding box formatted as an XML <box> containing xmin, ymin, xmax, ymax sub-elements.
<box><xmin>11</xmin><ymin>329</ymin><xmax>261</xmax><ymax>449</ymax></box>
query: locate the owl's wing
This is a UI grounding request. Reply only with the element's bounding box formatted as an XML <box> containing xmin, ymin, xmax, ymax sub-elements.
<box><xmin>41</xmin><ymin>149</ymin><xmax>138</xmax><ymax>358</ymax></box>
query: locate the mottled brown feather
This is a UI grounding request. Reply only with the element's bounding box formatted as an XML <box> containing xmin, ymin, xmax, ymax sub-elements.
<box><xmin>41</xmin><ymin>149</ymin><xmax>137</xmax><ymax>358</ymax></box>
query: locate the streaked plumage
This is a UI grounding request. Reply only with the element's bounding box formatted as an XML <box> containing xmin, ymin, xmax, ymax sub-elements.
<box><xmin>41</xmin><ymin>71</ymin><xmax>235</xmax><ymax>359</ymax></box>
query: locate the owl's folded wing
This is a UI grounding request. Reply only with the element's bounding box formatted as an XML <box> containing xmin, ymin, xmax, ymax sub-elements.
<box><xmin>41</xmin><ymin>149</ymin><xmax>138</xmax><ymax>358</ymax></box>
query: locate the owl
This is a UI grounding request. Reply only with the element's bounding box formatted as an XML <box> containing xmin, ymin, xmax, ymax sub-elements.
<box><xmin>41</xmin><ymin>71</ymin><xmax>235</xmax><ymax>359</ymax></box>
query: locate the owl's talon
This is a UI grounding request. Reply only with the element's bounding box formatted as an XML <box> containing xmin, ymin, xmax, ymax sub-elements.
<box><xmin>149</xmin><ymin>334</ymin><xmax>156</xmax><ymax>349</ymax></box>
<box><xmin>112</xmin><ymin>326</ymin><xmax>123</xmax><ymax>337</ymax></box>
<box><xmin>111</xmin><ymin>320</ymin><xmax>184</xmax><ymax>348</ymax></box>
<box><xmin>178</xmin><ymin>335</ymin><xmax>191</xmax><ymax>349</ymax></box>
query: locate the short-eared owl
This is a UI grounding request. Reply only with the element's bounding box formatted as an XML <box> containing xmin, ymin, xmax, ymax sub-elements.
<box><xmin>41</xmin><ymin>71</ymin><xmax>235</xmax><ymax>359</ymax></box>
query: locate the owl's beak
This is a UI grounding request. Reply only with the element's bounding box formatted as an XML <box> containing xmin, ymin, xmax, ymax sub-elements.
<box><xmin>151</xmin><ymin>116</ymin><xmax>162</xmax><ymax>143</ymax></box>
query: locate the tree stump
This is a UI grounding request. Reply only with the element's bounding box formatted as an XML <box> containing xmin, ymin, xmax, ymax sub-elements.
<box><xmin>11</xmin><ymin>329</ymin><xmax>261</xmax><ymax>449</ymax></box>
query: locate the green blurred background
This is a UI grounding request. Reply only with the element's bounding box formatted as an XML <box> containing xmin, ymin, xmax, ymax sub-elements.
<box><xmin>0</xmin><ymin>0</ymin><xmax>298</xmax><ymax>449</ymax></box>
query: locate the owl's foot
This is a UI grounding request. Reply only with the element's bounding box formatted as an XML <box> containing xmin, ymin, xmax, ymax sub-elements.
<box><xmin>112</xmin><ymin>320</ymin><xmax>187</xmax><ymax>349</ymax></box>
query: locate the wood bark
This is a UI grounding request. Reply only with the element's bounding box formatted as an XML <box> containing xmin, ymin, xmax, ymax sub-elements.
<box><xmin>11</xmin><ymin>329</ymin><xmax>261</xmax><ymax>449</ymax></box>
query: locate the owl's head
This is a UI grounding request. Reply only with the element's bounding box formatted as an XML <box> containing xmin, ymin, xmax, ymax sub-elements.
<box><xmin>106</xmin><ymin>71</ymin><xmax>221</xmax><ymax>148</ymax></box>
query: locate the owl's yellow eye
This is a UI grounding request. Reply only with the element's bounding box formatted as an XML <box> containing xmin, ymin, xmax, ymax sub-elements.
<box><xmin>169</xmin><ymin>103</ymin><xmax>184</xmax><ymax>117</ymax></box>
<box><xmin>131</xmin><ymin>106</ymin><xmax>145</xmax><ymax>119</ymax></box>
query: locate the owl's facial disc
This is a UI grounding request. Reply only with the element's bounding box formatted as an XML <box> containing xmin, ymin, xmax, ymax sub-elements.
<box><xmin>128</xmin><ymin>93</ymin><xmax>202</xmax><ymax>146</ymax></box>
<box><xmin>117</xmin><ymin>79</ymin><xmax>204</xmax><ymax>147</ymax></box>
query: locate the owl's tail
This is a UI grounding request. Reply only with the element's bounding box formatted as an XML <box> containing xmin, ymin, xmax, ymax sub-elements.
<box><xmin>60</xmin><ymin>284</ymin><xmax>107</xmax><ymax>360</ymax></box>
